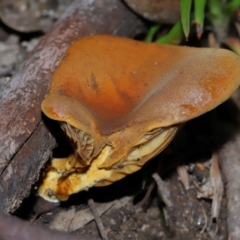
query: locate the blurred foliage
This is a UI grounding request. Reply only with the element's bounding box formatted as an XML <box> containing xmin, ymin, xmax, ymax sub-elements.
<box><xmin>146</xmin><ymin>0</ymin><xmax>240</xmax><ymax>51</ymax></box>
<box><xmin>181</xmin><ymin>0</ymin><xmax>192</xmax><ymax>39</ymax></box>
<box><xmin>155</xmin><ymin>21</ymin><xmax>184</xmax><ymax>45</ymax></box>
<box><xmin>144</xmin><ymin>25</ymin><xmax>161</xmax><ymax>42</ymax></box>
<box><xmin>194</xmin><ymin>0</ymin><xmax>206</xmax><ymax>38</ymax></box>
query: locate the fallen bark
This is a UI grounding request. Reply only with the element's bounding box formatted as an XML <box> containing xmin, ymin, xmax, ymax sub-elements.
<box><xmin>218</xmin><ymin>129</ymin><xmax>240</xmax><ymax>240</ymax></box>
<box><xmin>216</xmin><ymin>95</ymin><xmax>240</xmax><ymax>240</ymax></box>
<box><xmin>0</xmin><ymin>0</ymin><xmax>145</xmax><ymax>212</ymax></box>
<box><xmin>0</xmin><ymin>210</ymin><xmax>95</xmax><ymax>240</ymax></box>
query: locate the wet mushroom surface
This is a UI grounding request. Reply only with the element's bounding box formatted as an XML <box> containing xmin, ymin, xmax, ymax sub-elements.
<box><xmin>38</xmin><ymin>34</ymin><xmax>240</xmax><ymax>203</ymax></box>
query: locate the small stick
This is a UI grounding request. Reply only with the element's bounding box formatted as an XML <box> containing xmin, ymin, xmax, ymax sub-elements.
<box><xmin>177</xmin><ymin>165</ymin><xmax>190</xmax><ymax>190</ymax></box>
<box><xmin>162</xmin><ymin>206</ymin><xmax>170</xmax><ymax>226</ymax></box>
<box><xmin>152</xmin><ymin>173</ymin><xmax>174</xmax><ymax>210</ymax></box>
<box><xmin>200</xmin><ymin>207</ymin><xmax>208</xmax><ymax>234</ymax></box>
<box><xmin>134</xmin><ymin>181</ymin><xmax>155</xmax><ymax>209</ymax></box>
<box><xmin>87</xmin><ymin>198</ymin><xmax>109</xmax><ymax>240</ymax></box>
<box><xmin>210</xmin><ymin>153</ymin><xmax>223</xmax><ymax>221</ymax></box>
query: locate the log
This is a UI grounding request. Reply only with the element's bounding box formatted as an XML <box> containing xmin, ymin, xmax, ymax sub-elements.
<box><xmin>0</xmin><ymin>0</ymin><xmax>145</xmax><ymax>212</ymax></box>
<box><xmin>218</xmin><ymin>98</ymin><xmax>240</xmax><ymax>240</ymax></box>
<box><xmin>218</xmin><ymin>129</ymin><xmax>240</xmax><ymax>240</ymax></box>
<box><xmin>0</xmin><ymin>210</ymin><xmax>95</xmax><ymax>240</ymax></box>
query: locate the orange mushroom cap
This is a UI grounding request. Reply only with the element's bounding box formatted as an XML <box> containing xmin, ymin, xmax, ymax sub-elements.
<box><xmin>39</xmin><ymin>35</ymin><xmax>240</xmax><ymax>202</ymax></box>
<box><xmin>42</xmin><ymin>35</ymin><xmax>240</xmax><ymax>134</ymax></box>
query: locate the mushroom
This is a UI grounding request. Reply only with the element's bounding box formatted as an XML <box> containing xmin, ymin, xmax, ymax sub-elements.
<box><xmin>38</xmin><ymin>35</ymin><xmax>240</xmax><ymax>202</ymax></box>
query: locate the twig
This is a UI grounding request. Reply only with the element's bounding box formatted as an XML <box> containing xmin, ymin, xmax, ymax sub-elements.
<box><xmin>88</xmin><ymin>198</ymin><xmax>109</xmax><ymax>240</ymax></box>
<box><xmin>134</xmin><ymin>181</ymin><xmax>155</xmax><ymax>209</ymax></box>
<box><xmin>210</xmin><ymin>153</ymin><xmax>223</xmax><ymax>224</ymax></box>
<box><xmin>152</xmin><ymin>173</ymin><xmax>174</xmax><ymax>210</ymax></box>
<box><xmin>177</xmin><ymin>165</ymin><xmax>190</xmax><ymax>190</ymax></box>
<box><xmin>200</xmin><ymin>207</ymin><xmax>208</xmax><ymax>234</ymax></box>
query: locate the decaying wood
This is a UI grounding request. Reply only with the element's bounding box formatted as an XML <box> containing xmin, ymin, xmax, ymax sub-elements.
<box><xmin>0</xmin><ymin>122</ymin><xmax>55</xmax><ymax>212</ymax></box>
<box><xmin>217</xmin><ymin>95</ymin><xmax>240</xmax><ymax>240</ymax></box>
<box><xmin>218</xmin><ymin>125</ymin><xmax>240</xmax><ymax>240</ymax></box>
<box><xmin>0</xmin><ymin>0</ymin><xmax>145</xmax><ymax>212</ymax></box>
<box><xmin>0</xmin><ymin>210</ymin><xmax>95</xmax><ymax>240</ymax></box>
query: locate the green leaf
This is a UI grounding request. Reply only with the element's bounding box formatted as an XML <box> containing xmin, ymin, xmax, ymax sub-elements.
<box><xmin>144</xmin><ymin>25</ymin><xmax>161</xmax><ymax>42</ymax></box>
<box><xmin>224</xmin><ymin>37</ymin><xmax>240</xmax><ymax>56</ymax></box>
<box><xmin>155</xmin><ymin>21</ymin><xmax>184</xmax><ymax>45</ymax></box>
<box><xmin>207</xmin><ymin>0</ymin><xmax>222</xmax><ymax>26</ymax></box>
<box><xmin>225</xmin><ymin>0</ymin><xmax>240</xmax><ymax>17</ymax></box>
<box><xmin>194</xmin><ymin>0</ymin><xmax>206</xmax><ymax>38</ymax></box>
<box><xmin>181</xmin><ymin>0</ymin><xmax>193</xmax><ymax>40</ymax></box>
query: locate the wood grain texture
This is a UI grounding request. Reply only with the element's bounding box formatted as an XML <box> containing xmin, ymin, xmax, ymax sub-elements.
<box><xmin>219</xmin><ymin>125</ymin><xmax>240</xmax><ymax>240</ymax></box>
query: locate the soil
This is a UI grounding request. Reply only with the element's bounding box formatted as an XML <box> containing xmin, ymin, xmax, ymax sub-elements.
<box><xmin>32</xmin><ymin>140</ymin><xmax>228</xmax><ymax>240</ymax></box>
<box><xmin>76</xmin><ymin>172</ymin><xmax>227</xmax><ymax>240</ymax></box>
<box><xmin>22</xmin><ymin>108</ymin><xmax>229</xmax><ymax>239</ymax></box>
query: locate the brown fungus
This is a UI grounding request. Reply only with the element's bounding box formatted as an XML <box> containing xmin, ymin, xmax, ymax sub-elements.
<box><xmin>38</xmin><ymin>35</ymin><xmax>240</xmax><ymax>202</ymax></box>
